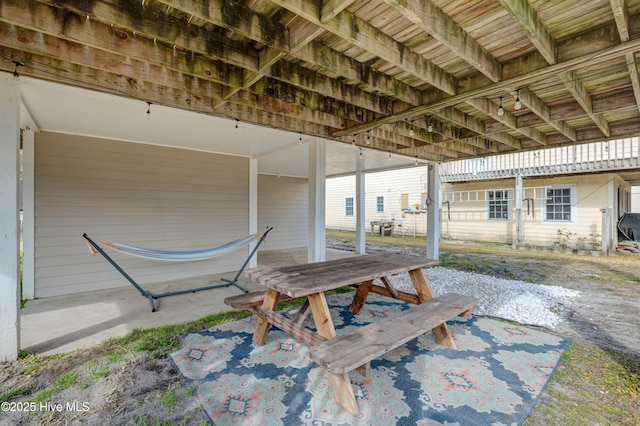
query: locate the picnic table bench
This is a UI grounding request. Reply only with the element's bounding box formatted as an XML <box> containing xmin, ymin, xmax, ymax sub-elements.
<box><xmin>224</xmin><ymin>253</ymin><xmax>478</xmax><ymax>416</ymax></box>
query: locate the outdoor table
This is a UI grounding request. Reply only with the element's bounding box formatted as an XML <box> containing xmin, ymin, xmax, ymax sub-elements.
<box><xmin>369</xmin><ymin>220</ymin><xmax>395</xmax><ymax>236</ymax></box>
<box><xmin>243</xmin><ymin>252</ymin><xmax>455</xmax><ymax>348</ymax></box>
<box><xmin>228</xmin><ymin>252</ymin><xmax>474</xmax><ymax>415</ymax></box>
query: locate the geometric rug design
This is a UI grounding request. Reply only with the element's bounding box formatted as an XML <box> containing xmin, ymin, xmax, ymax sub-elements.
<box><xmin>171</xmin><ymin>292</ymin><xmax>570</xmax><ymax>425</ymax></box>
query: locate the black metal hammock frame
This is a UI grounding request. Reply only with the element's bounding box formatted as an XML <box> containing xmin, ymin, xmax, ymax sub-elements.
<box><xmin>82</xmin><ymin>227</ymin><xmax>273</xmax><ymax>312</ymax></box>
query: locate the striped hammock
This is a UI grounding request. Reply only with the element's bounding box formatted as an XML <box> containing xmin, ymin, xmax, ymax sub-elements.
<box><xmin>85</xmin><ymin>230</ymin><xmax>268</xmax><ymax>262</ymax></box>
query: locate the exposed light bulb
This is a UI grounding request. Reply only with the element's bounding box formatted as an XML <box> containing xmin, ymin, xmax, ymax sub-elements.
<box><xmin>409</xmin><ymin>126</ymin><xmax>414</xmax><ymax>137</ymax></box>
<box><xmin>146</xmin><ymin>101</ymin><xmax>152</xmax><ymax>119</ymax></box>
<box><xmin>299</xmin><ymin>132</ymin><xmax>303</xmax><ymax>144</ymax></box>
<box><xmin>388</xmin><ymin>152</ymin><xmax>392</xmax><ymax>160</ymax></box>
<box><xmin>427</xmin><ymin>123</ymin><xmax>433</xmax><ymax>132</ymax></box>
<box><xmin>415</xmin><ymin>157</ymin><xmax>419</xmax><ymax>166</ymax></box>
<box><xmin>514</xmin><ymin>89</ymin><xmax>522</xmax><ymax>110</ymax></box>
<box><xmin>359</xmin><ymin>148</ymin><xmax>363</xmax><ymax>159</ymax></box>
<box><xmin>366</xmin><ymin>130</ymin><xmax>371</xmax><ymax>144</ymax></box>
<box><xmin>234</xmin><ymin>119</ymin><xmax>239</xmax><ymax>133</ymax></box>
<box><xmin>497</xmin><ymin>97</ymin><xmax>504</xmax><ymax>116</ymax></box>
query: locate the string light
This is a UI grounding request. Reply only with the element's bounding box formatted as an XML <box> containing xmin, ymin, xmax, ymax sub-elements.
<box><xmin>366</xmin><ymin>130</ymin><xmax>371</xmax><ymax>144</ymax></box>
<box><xmin>497</xmin><ymin>96</ymin><xmax>504</xmax><ymax>116</ymax></box>
<box><xmin>352</xmin><ymin>133</ymin><xmax>356</xmax><ymax>145</ymax></box>
<box><xmin>359</xmin><ymin>147</ymin><xmax>363</xmax><ymax>159</ymax></box>
<box><xmin>299</xmin><ymin>132</ymin><xmax>302</xmax><ymax>143</ymax></box>
<box><xmin>234</xmin><ymin>119</ymin><xmax>239</xmax><ymax>133</ymax></box>
<box><xmin>409</xmin><ymin>119</ymin><xmax>414</xmax><ymax>137</ymax></box>
<box><xmin>146</xmin><ymin>101</ymin><xmax>152</xmax><ymax>119</ymax></box>
<box><xmin>415</xmin><ymin>156</ymin><xmax>419</xmax><ymax>166</ymax></box>
<box><xmin>514</xmin><ymin>89</ymin><xmax>522</xmax><ymax>110</ymax></box>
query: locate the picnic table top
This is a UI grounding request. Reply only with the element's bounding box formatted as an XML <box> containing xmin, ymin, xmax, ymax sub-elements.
<box><xmin>244</xmin><ymin>253</ymin><xmax>438</xmax><ymax>298</ymax></box>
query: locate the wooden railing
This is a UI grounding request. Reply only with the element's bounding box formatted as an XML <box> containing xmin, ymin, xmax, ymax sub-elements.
<box><xmin>440</xmin><ymin>138</ymin><xmax>640</xmax><ymax>182</ymax></box>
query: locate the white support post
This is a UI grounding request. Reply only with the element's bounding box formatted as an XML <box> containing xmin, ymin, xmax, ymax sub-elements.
<box><xmin>22</xmin><ymin>129</ymin><xmax>35</xmax><ymax>299</ymax></box>
<box><xmin>0</xmin><ymin>74</ymin><xmax>21</xmax><ymax>361</ymax></box>
<box><xmin>308</xmin><ymin>139</ymin><xmax>326</xmax><ymax>262</ymax></box>
<box><xmin>248</xmin><ymin>157</ymin><xmax>258</xmax><ymax>268</ymax></box>
<box><xmin>515</xmin><ymin>173</ymin><xmax>523</xmax><ymax>246</ymax></box>
<box><xmin>426</xmin><ymin>163</ymin><xmax>441</xmax><ymax>260</ymax></box>
<box><xmin>355</xmin><ymin>161</ymin><xmax>366</xmax><ymax>254</ymax></box>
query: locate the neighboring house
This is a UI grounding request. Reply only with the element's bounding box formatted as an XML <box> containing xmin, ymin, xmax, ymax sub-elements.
<box><xmin>326</xmin><ymin>166</ymin><xmax>431</xmax><ymax>238</ymax></box>
<box><xmin>327</xmin><ymin>138</ymin><xmax>640</xmax><ymax>250</ymax></box>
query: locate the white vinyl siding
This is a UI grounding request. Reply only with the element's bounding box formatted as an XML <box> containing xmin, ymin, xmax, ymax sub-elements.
<box><xmin>257</xmin><ymin>174</ymin><xmax>308</xmax><ymax>250</ymax></box>
<box><xmin>34</xmin><ymin>132</ymin><xmax>250</xmax><ymax>297</ymax></box>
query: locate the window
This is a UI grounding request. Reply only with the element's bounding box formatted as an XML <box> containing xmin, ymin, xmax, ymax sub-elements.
<box><xmin>487</xmin><ymin>189</ymin><xmax>512</xmax><ymax>221</ymax></box>
<box><xmin>345</xmin><ymin>197</ymin><xmax>354</xmax><ymax>217</ymax></box>
<box><xmin>545</xmin><ymin>187</ymin><xmax>572</xmax><ymax>221</ymax></box>
<box><xmin>376</xmin><ymin>195</ymin><xmax>385</xmax><ymax>213</ymax></box>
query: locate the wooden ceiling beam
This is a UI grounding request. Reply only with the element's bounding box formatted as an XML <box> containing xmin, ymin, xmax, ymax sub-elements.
<box><xmin>518</xmin><ymin>89</ymin><xmax>577</xmax><ymax>141</ymax></box>
<box><xmin>38</xmin><ymin>0</ymin><xmax>394</xmax><ymax>118</ymax></box>
<box><xmin>610</xmin><ymin>0</ymin><xmax>630</xmax><ymax>42</ymax></box>
<box><xmin>499</xmin><ymin>0</ymin><xmax>556</xmax><ymax>65</ymax></box>
<box><xmin>626</xmin><ymin>52</ymin><xmax>640</xmax><ymax>114</ymax></box>
<box><xmin>320</xmin><ymin>0</ymin><xmax>357</xmax><ymax>23</ymax></box>
<box><xmin>560</xmin><ymin>71</ymin><xmax>611</xmax><ymax>137</ymax></box>
<box><xmin>269</xmin><ymin>0</ymin><xmax>457</xmax><ymax>94</ymax></box>
<box><xmin>214</xmin><ymin>16</ymin><xmax>323</xmax><ymax>109</ymax></box>
<box><xmin>436</xmin><ymin>106</ymin><xmax>522</xmax><ymax>150</ymax></box>
<box><xmin>382</xmin><ymin>0</ymin><xmax>502</xmax><ymax>82</ymax></box>
<box><xmin>467</xmin><ymin>98</ymin><xmax>546</xmax><ymax>145</ymax></box>
<box><xmin>0</xmin><ymin>22</ymin><xmax>367</xmax><ymax>127</ymax></box>
<box><xmin>334</xmin><ymin>31</ymin><xmax>640</xmax><ymax>138</ymax></box>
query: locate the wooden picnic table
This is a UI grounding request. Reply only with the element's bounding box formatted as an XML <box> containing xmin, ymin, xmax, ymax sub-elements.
<box><xmin>226</xmin><ymin>252</ymin><xmax>477</xmax><ymax>416</ymax></box>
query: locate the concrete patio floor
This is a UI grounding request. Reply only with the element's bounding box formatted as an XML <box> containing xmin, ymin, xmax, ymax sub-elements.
<box><xmin>20</xmin><ymin>248</ymin><xmax>357</xmax><ymax>356</ymax></box>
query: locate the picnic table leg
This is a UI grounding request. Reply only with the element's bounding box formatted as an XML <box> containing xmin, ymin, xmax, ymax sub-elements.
<box><xmin>293</xmin><ymin>299</ymin><xmax>311</xmax><ymax>325</ymax></box>
<box><xmin>252</xmin><ymin>288</ymin><xmax>280</xmax><ymax>346</ymax></box>
<box><xmin>349</xmin><ymin>279</ymin><xmax>374</xmax><ymax>314</ymax></box>
<box><xmin>408</xmin><ymin>268</ymin><xmax>456</xmax><ymax>349</ymax></box>
<box><xmin>308</xmin><ymin>292</ymin><xmax>360</xmax><ymax>416</ymax></box>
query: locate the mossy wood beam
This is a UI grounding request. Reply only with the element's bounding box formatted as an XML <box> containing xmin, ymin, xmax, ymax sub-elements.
<box><xmin>382</xmin><ymin>0</ymin><xmax>502</xmax><ymax>82</ymax></box>
<box><xmin>560</xmin><ymin>71</ymin><xmax>611</xmax><ymax>137</ymax></box>
<box><xmin>610</xmin><ymin>0</ymin><xmax>630</xmax><ymax>42</ymax></box>
<box><xmin>270</xmin><ymin>0</ymin><xmax>457</xmax><ymax>95</ymax></box>
<box><xmin>333</xmin><ymin>34</ymin><xmax>640</xmax><ymax>138</ymax></box>
<box><xmin>499</xmin><ymin>0</ymin><xmax>557</xmax><ymax>65</ymax></box>
<box><xmin>519</xmin><ymin>89</ymin><xmax>577</xmax><ymax>141</ymax></box>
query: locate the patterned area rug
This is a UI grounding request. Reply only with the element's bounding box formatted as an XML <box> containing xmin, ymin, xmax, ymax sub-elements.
<box><xmin>171</xmin><ymin>292</ymin><xmax>570</xmax><ymax>425</ymax></box>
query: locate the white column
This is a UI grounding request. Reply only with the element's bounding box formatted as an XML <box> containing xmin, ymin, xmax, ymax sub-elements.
<box><xmin>0</xmin><ymin>73</ymin><xmax>21</xmax><ymax>361</ymax></box>
<box><xmin>308</xmin><ymin>139</ymin><xmax>326</xmax><ymax>262</ymax></box>
<box><xmin>426</xmin><ymin>163</ymin><xmax>441</xmax><ymax>260</ymax></box>
<box><xmin>22</xmin><ymin>129</ymin><xmax>35</xmax><ymax>299</ymax></box>
<box><xmin>515</xmin><ymin>173</ymin><xmax>523</xmax><ymax>246</ymax></box>
<box><xmin>355</xmin><ymin>161</ymin><xmax>366</xmax><ymax>254</ymax></box>
<box><xmin>248</xmin><ymin>157</ymin><xmax>258</xmax><ymax>268</ymax></box>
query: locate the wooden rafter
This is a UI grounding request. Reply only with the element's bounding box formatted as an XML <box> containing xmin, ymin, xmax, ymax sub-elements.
<box><xmin>560</xmin><ymin>71</ymin><xmax>611</xmax><ymax>137</ymax></box>
<box><xmin>499</xmin><ymin>0</ymin><xmax>556</xmax><ymax>65</ymax></box>
<box><xmin>382</xmin><ymin>0</ymin><xmax>502</xmax><ymax>82</ymax></box>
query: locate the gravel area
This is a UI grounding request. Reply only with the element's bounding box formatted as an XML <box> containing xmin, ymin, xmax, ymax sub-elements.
<box><xmin>384</xmin><ymin>267</ymin><xmax>580</xmax><ymax>329</ymax></box>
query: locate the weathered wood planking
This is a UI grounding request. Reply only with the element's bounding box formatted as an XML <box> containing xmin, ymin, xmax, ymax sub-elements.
<box><xmin>244</xmin><ymin>253</ymin><xmax>438</xmax><ymax>297</ymax></box>
<box><xmin>308</xmin><ymin>293</ymin><xmax>478</xmax><ymax>375</ymax></box>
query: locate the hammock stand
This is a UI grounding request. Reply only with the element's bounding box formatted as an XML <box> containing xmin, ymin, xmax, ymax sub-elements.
<box><xmin>82</xmin><ymin>227</ymin><xmax>272</xmax><ymax>312</ymax></box>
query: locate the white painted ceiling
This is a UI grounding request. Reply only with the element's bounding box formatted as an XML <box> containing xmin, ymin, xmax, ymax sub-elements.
<box><xmin>18</xmin><ymin>76</ymin><xmax>424</xmax><ymax>178</ymax></box>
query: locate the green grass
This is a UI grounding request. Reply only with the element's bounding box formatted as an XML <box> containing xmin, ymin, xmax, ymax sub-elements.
<box><xmin>0</xmin><ymin>387</ymin><xmax>29</xmax><ymax>404</ymax></box>
<box><xmin>161</xmin><ymin>386</ymin><xmax>179</xmax><ymax>413</ymax></box>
